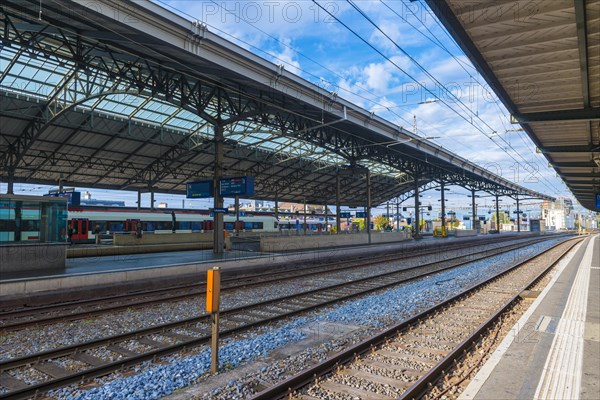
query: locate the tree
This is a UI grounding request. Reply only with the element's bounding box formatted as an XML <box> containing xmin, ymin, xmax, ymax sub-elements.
<box><xmin>489</xmin><ymin>211</ymin><xmax>510</xmax><ymax>227</ymax></box>
<box><xmin>373</xmin><ymin>215</ymin><xmax>390</xmax><ymax>231</ymax></box>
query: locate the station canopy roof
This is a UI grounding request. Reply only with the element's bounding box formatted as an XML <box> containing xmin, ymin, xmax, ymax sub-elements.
<box><xmin>426</xmin><ymin>0</ymin><xmax>600</xmax><ymax>211</ymax></box>
<box><xmin>0</xmin><ymin>0</ymin><xmax>552</xmax><ymax>207</ymax></box>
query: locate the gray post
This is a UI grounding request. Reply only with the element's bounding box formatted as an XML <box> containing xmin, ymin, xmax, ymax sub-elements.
<box><xmin>396</xmin><ymin>202</ymin><xmax>400</xmax><ymax>232</ymax></box>
<box><xmin>137</xmin><ymin>190</ymin><xmax>141</xmax><ymax>211</ymax></box>
<box><xmin>324</xmin><ymin>202</ymin><xmax>328</xmax><ymax>232</ymax></box>
<box><xmin>471</xmin><ymin>189</ymin><xmax>477</xmax><ymax>232</ymax></box>
<box><xmin>303</xmin><ymin>198</ymin><xmax>307</xmax><ymax>235</ymax></box>
<box><xmin>516</xmin><ymin>196</ymin><xmax>521</xmax><ymax>233</ymax></box>
<box><xmin>213</xmin><ymin>125</ymin><xmax>224</xmax><ymax>253</ymax></box>
<box><xmin>414</xmin><ymin>178</ymin><xmax>420</xmax><ymax>238</ymax></box>
<box><xmin>150</xmin><ymin>190</ymin><xmax>155</xmax><ymax>211</ymax></box>
<box><xmin>366</xmin><ymin>169</ymin><xmax>371</xmax><ymax>244</ymax></box>
<box><xmin>275</xmin><ymin>197</ymin><xmax>279</xmax><ymax>220</ymax></box>
<box><xmin>235</xmin><ymin>195</ymin><xmax>240</xmax><ymax>236</ymax></box>
<box><xmin>7</xmin><ymin>167</ymin><xmax>14</xmax><ymax>194</ymax></box>
<box><xmin>440</xmin><ymin>181</ymin><xmax>446</xmax><ymax>233</ymax></box>
<box><xmin>495</xmin><ymin>194</ymin><xmax>500</xmax><ymax>233</ymax></box>
<box><xmin>336</xmin><ymin>173</ymin><xmax>341</xmax><ymax>234</ymax></box>
<box><xmin>386</xmin><ymin>202</ymin><xmax>390</xmax><ymax>226</ymax></box>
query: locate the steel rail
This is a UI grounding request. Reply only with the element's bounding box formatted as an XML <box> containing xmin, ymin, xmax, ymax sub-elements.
<box><xmin>249</xmin><ymin>237</ymin><xmax>583</xmax><ymax>400</ymax></box>
<box><xmin>0</xmin><ymin>237</ymin><xmax>564</xmax><ymax>398</ymax></box>
<box><xmin>0</xmin><ymin>234</ymin><xmax>549</xmax><ymax>331</ymax></box>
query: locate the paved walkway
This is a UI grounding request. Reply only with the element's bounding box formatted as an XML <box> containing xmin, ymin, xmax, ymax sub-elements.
<box><xmin>460</xmin><ymin>234</ymin><xmax>599</xmax><ymax>400</ymax></box>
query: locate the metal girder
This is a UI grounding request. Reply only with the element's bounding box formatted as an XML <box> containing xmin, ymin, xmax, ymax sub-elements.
<box><xmin>552</xmin><ymin>161</ymin><xmax>598</xmax><ymax>168</ymax></box>
<box><xmin>0</xmin><ymin>1</ymin><xmax>552</xmax><ymax>205</ymax></box>
<box><xmin>559</xmin><ymin>173</ymin><xmax>600</xmax><ymax>178</ymax></box>
<box><xmin>0</xmin><ymin>9</ymin><xmax>264</xmax><ymax>126</ymax></box>
<box><xmin>512</xmin><ymin>108</ymin><xmax>600</xmax><ymax>123</ymax></box>
<box><xmin>540</xmin><ymin>144</ymin><xmax>600</xmax><ymax>153</ymax></box>
<box><xmin>574</xmin><ymin>0</ymin><xmax>590</xmax><ymax>108</ymax></box>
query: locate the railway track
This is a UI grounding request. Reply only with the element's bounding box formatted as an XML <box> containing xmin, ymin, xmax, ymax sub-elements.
<box><xmin>249</xmin><ymin>238</ymin><xmax>583</xmax><ymax>400</ymax></box>
<box><xmin>0</xmin><ymin>235</ymin><xmax>557</xmax><ymax>331</ymax></box>
<box><xmin>0</xmin><ymin>236</ymin><xmax>571</xmax><ymax>399</ymax></box>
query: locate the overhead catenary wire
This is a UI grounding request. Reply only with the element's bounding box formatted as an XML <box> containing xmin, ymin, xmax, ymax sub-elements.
<box><xmin>396</xmin><ymin>0</ymin><xmax>561</xmax><ymax>194</ymax></box>
<box><xmin>13</xmin><ymin>0</ymin><xmax>547</xmax><ymax>200</ymax></box>
<box><xmin>154</xmin><ymin>0</ymin><xmax>497</xmax><ymax>169</ymax></box>
<box><xmin>335</xmin><ymin>0</ymin><xmax>561</xmax><ymax>195</ymax></box>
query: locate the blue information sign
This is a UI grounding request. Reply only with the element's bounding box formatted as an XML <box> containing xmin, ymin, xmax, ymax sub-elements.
<box><xmin>220</xmin><ymin>176</ymin><xmax>254</xmax><ymax>196</ymax></box>
<box><xmin>213</xmin><ymin>207</ymin><xmax>228</xmax><ymax>213</ymax></box>
<box><xmin>339</xmin><ymin>212</ymin><xmax>351</xmax><ymax>218</ymax></box>
<box><xmin>186</xmin><ymin>180</ymin><xmax>214</xmax><ymax>198</ymax></box>
<box><xmin>596</xmin><ymin>193</ymin><xmax>600</xmax><ymax>209</ymax></box>
<box><xmin>356</xmin><ymin>212</ymin><xmax>367</xmax><ymax>218</ymax></box>
<box><xmin>43</xmin><ymin>191</ymin><xmax>81</xmax><ymax>205</ymax></box>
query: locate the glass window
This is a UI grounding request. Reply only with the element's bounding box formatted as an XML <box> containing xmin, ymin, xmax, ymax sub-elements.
<box><xmin>0</xmin><ymin>197</ymin><xmax>66</xmax><ymax>243</ymax></box>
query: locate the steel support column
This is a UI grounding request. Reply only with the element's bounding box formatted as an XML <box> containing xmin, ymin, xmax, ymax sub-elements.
<box><xmin>471</xmin><ymin>189</ymin><xmax>477</xmax><ymax>231</ymax></box>
<box><xmin>303</xmin><ymin>198</ymin><xmax>307</xmax><ymax>235</ymax></box>
<box><xmin>137</xmin><ymin>190</ymin><xmax>141</xmax><ymax>211</ymax></box>
<box><xmin>6</xmin><ymin>167</ymin><xmax>14</xmax><ymax>194</ymax></box>
<box><xmin>440</xmin><ymin>182</ymin><xmax>446</xmax><ymax>232</ymax></box>
<box><xmin>213</xmin><ymin>125</ymin><xmax>224</xmax><ymax>254</ymax></box>
<box><xmin>336</xmin><ymin>173</ymin><xmax>341</xmax><ymax>235</ymax></box>
<box><xmin>495</xmin><ymin>194</ymin><xmax>500</xmax><ymax>233</ymax></box>
<box><xmin>414</xmin><ymin>178</ymin><xmax>420</xmax><ymax>238</ymax></box>
<box><xmin>516</xmin><ymin>196</ymin><xmax>521</xmax><ymax>233</ymax></box>
<box><xmin>396</xmin><ymin>202</ymin><xmax>400</xmax><ymax>232</ymax></box>
<box><xmin>366</xmin><ymin>169</ymin><xmax>371</xmax><ymax>244</ymax></box>
<box><xmin>235</xmin><ymin>195</ymin><xmax>240</xmax><ymax>236</ymax></box>
<box><xmin>324</xmin><ymin>202</ymin><xmax>328</xmax><ymax>232</ymax></box>
<box><xmin>150</xmin><ymin>190</ymin><xmax>155</xmax><ymax>211</ymax></box>
<box><xmin>386</xmin><ymin>202</ymin><xmax>390</xmax><ymax>229</ymax></box>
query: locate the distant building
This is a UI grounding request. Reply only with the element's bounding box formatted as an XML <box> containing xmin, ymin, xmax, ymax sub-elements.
<box><xmin>542</xmin><ymin>197</ymin><xmax>574</xmax><ymax>230</ymax></box>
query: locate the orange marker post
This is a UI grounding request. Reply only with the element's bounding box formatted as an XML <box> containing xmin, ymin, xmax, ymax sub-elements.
<box><xmin>206</xmin><ymin>267</ymin><xmax>221</xmax><ymax>373</ymax></box>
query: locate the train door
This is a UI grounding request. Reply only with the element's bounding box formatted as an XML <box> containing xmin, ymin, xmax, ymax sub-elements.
<box><xmin>125</xmin><ymin>219</ymin><xmax>141</xmax><ymax>233</ymax></box>
<box><xmin>70</xmin><ymin>218</ymin><xmax>89</xmax><ymax>242</ymax></box>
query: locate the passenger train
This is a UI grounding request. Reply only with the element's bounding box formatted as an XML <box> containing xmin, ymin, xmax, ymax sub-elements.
<box><xmin>1</xmin><ymin>204</ymin><xmax>336</xmax><ymax>243</ymax></box>
<box><xmin>65</xmin><ymin>206</ymin><xmax>278</xmax><ymax>243</ymax></box>
<box><xmin>66</xmin><ymin>206</ymin><xmax>335</xmax><ymax>243</ymax></box>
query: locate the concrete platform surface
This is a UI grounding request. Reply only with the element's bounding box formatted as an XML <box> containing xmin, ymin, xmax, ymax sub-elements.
<box><xmin>460</xmin><ymin>234</ymin><xmax>599</xmax><ymax>400</ymax></box>
<box><xmin>0</xmin><ymin>232</ymin><xmax>546</xmax><ymax>300</ymax></box>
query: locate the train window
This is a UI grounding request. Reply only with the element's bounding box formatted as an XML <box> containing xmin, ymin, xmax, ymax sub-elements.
<box><xmin>274</xmin><ymin>221</ymin><xmax>278</xmax><ymax>229</ymax></box>
<box><xmin>191</xmin><ymin>222</ymin><xmax>202</xmax><ymax>231</ymax></box>
<box><xmin>146</xmin><ymin>222</ymin><xmax>154</xmax><ymax>231</ymax></box>
<box><xmin>244</xmin><ymin>222</ymin><xmax>252</xmax><ymax>231</ymax></box>
<box><xmin>178</xmin><ymin>221</ymin><xmax>191</xmax><ymax>230</ymax></box>
<box><xmin>109</xmin><ymin>222</ymin><xmax>124</xmax><ymax>232</ymax></box>
<box><xmin>224</xmin><ymin>222</ymin><xmax>234</xmax><ymax>230</ymax></box>
<box><xmin>252</xmin><ymin>222</ymin><xmax>263</xmax><ymax>230</ymax></box>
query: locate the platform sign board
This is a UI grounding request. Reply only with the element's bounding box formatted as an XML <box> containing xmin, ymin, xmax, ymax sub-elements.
<box><xmin>44</xmin><ymin>191</ymin><xmax>81</xmax><ymax>205</ymax></box>
<box><xmin>355</xmin><ymin>212</ymin><xmax>367</xmax><ymax>218</ymax></box>
<box><xmin>186</xmin><ymin>180</ymin><xmax>214</xmax><ymax>198</ymax></box>
<box><xmin>339</xmin><ymin>212</ymin><xmax>351</xmax><ymax>218</ymax></box>
<box><xmin>220</xmin><ymin>176</ymin><xmax>254</xmax><ymax>196</ymax></box>
<box><xmin>596</xmin><ymin>193</ymin><xmax>600</xmax><ymax>209</ymax></box>
<box><xmin>213</xmin><ymin>208</ymin><xmax>228</xmax><ymax>213</ymax></box>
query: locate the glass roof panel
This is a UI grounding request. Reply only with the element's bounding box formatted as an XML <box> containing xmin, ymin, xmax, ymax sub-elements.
<box><xmin>0</xmin><ymin>44</ymin><xmax>412</xmax><ymax>180</ymax></box>
<box><xmin>134</xmin><ymin>109</ymin><xmax>165</xmax><ymax>122</ymax></box>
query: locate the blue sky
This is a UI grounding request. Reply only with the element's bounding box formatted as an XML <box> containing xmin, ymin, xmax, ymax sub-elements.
<box><xmin>153</xmin><ymin>0</ymin><xmax>570</xmax><ymax>208</ymax></box>
<box><xmin>2</xmin><ymin>0</ymin><xmax>576</xmax><ymax>214</ymax></box>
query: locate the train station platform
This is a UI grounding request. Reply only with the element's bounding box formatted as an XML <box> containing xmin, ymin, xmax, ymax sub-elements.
<box><xmin>0</xmin><ymin>233</ymin><xmax>541</xmax><ymax>304</ymax></box>
<box><xmin>460</xmin><ymin>234</ymin><xmax>600</xmax><ymax>400</ymax></box>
